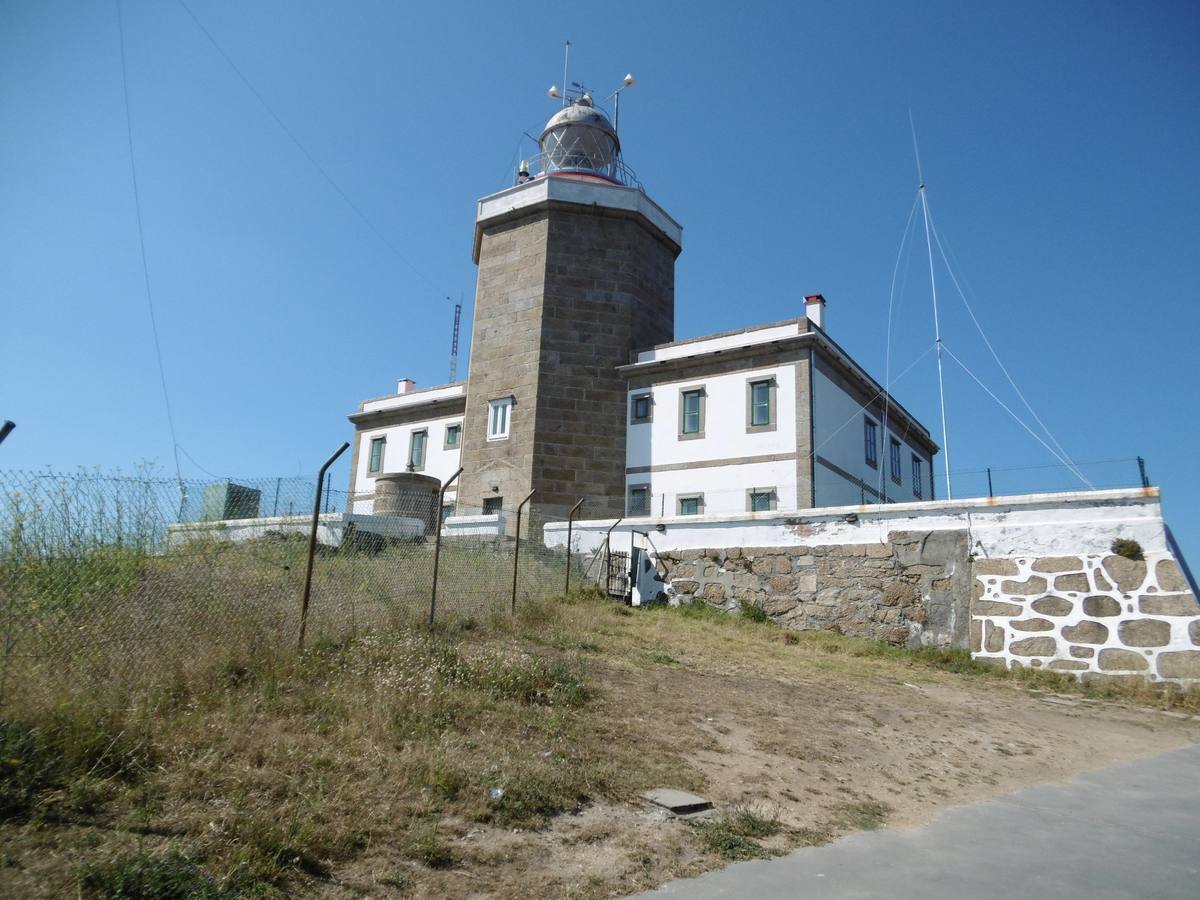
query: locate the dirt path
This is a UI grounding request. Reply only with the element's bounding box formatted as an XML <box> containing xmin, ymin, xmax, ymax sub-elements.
<box><xmin>335</xmin><ymin>648</ymin><xmax>1200</xmax><ymax>898</ymax></box>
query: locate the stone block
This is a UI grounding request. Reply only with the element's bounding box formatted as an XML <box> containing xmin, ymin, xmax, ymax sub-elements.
<box><xmin>1191</xmin><ymin>621</ymin><xmax>1200</xmax><ymax>646</ymax></box>
<box><xmin>1002</xmin><ymin>576</ymin><xmax>1047</xmax><ymax>595</ymax></box>
<box><xmin>985</xmin><ymin>621</ymin><xmax>1005</xmax><ymax>653</ymax></box>
<box><xmin>1070</xmin><ymin>646</ymin><xmax>1095</xmax><ymax>659</ymax></box>
<box><xmin>882</xmin><ymin>581</ymin><xmax>916</xmax><ymax>607</ymax></box>
<box><xmin>1011</xmin><ymin>618</ymin><xmax>1056</xmax><ymax>632</ymax></box>
<box><xmin>1157</xmin><ymin>651</ymin><xmax>1200</xmax><ymax>679</ymax></box>
<box><xmin>751</xmin><ymin>557</ymin><xmax>775</xmax><ymax>576</ymax></box>
<box><xmin>1062</xmin><ymin>621</ymin><xmax>1109</xmax><ymax>644</ymax></box>
<box><xmin>974</xmin><ymin>558</ymin><xmax>1019</xmax><ymax>577</ymax></box>
<box><xmin>771</xmin><ymin>556</ymin><xmax>791</xmax><ymax>575</ymax></box>
<box><xmin>1138</xmin><ymin>594</ymin><xmax>1199</xmax><ymax>616</ymax></box>
<box><xmin>1053</xmin><ymin>573</ymin><xmax>1090</xmax><ymax>593</ymax></box>
<box><xmin>865</xmin><ymin>544</ymin><xmax>892</xmax><ymax>559</ymax></box>
<box><xmin>672</xmin><ymin>580</ymin><xmax>698</xmax><ymax>595</ymax></box>
<box><xmin>795</xmin><ymin>573</ymin><xmax>817</xmax><ymax>594</ymax></box>
<box><xmin>765</xmin><ymin>595</ymin><xmax>798</xmax><ymax>616</ymax></box>
<box><xmin>1102</xmin><ymin>555</ymin><xmax>1147</xmax><ymax>592</ymax></box>
<box><xmin>1098</xmin><ymin>649</ymin><xmax>1149</xmax><ymax>672</ymax></box>
<box><xmin>701</xmin><ymin>583</ymin><xmax>727</xmax><ymax>602</ymax></box>
<box><xmin>1032</xmin><ymin>556</ymin><xmax>1083</xmax><ymax>573</ymax></box>
<box><xmin>973</xmin><ymin>600</ymin><xmax>1024</xmax><ymax>617</ymax></box>
<box><xmin>1082</xmin><ymin>595</ymin><xmax>1122</xmax><ymax>617</ymax></box>
<box><xmin>1156</xmin><ymin>560</ymin><xmax>1189</xmax><ymax>593</ymax></box>
<box><xmin>1093</xmin><ymin>568</ymin><xmax>1114</xmax><ymax>591</ymax></box>
<box><xmin>767</xmin><ymin>575</ymin><xmax>793</xmax><ymax>594</ymax></box>
<box><xmin>1118</xmin><ymin>619</ymin><xmax>1170</xmax><ymax>647</ymax></box>
<box><xmin>1048</xmin><ymin>660</ymin><xmax>1089</xmax><ymax>671</ymax></box>
<box><xmin>1010</xmin><ymin>635</ymin><xmax>1057</xmax><ymax>657</ymax></box>
<box><xmin>1032</xmin><ymin>596</ymin><xmax>1073</xmax><ymax>617</ymax></box>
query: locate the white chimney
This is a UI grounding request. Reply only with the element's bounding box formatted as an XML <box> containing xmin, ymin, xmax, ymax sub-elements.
<box><xmin>397</xmin><ymin>378</ymin><xmax>416</xmax><ymax>394</ymax></box>
<box><xmin>804</xmin><ymin>294</ymin><xmax>826</xmax><ymax>330</ymax></box>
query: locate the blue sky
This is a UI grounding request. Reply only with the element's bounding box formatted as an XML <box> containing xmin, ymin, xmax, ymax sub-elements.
<box><xmin>2</xmin><ymin>1</ymin><xmax>1198</xmax><ymax>555</ymax></box>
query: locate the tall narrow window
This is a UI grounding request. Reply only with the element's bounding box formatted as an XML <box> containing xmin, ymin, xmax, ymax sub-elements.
<box><xmin>408</xmin><ymin>430</ymin><xmax>427</xmax><ymax>471</ymax></box>
<box><xmin>889</xmin><ymin>438</ymin><xmax>902</xmax><ymax>484</ymax></box>
<box><xmin>488</xmin><ymin>398</ymin><xmax>512</xmax><ymax>441</ymax></box>
<box><xmin>864</xmin><ymin>417</ymin><xmax>878</xmax><ymax>468</ymax></box>
<box><xmin>912</xmin><ymin>455</ymin><xmax>923</xmax><ymax>499</ymax></box>
<box><xmin>746</xmin><ymin>378</ymin><xmax>776</xmax><ymax>432</ymax></box>
<box><xmin>444</xmin><ymin>423</ymin><xmax>461</xmax><ymax>449</ymax></box>
<box><xmin>368</xmin><ymin>436</ymin><xmax>386</xmax><ymax>474</ymax></box>
<box><xmin>630</xmin><ymin>393</ymin><xmax>652</xmax><ymax>424</ymax></box>
<box><xmin>628</xmin><ymin>485</ymin><xmax>650</xmax><ymax>515</ymax></box>
<box><xmin>680</xmin><ymin>388</ymin><xmax>704</xmax><ymax>438</ymax></box>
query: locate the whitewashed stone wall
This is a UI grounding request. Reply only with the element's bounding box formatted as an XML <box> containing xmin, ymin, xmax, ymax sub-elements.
<box><xmin>972</xmin><ymin>552</ymin><xmax>1200</xmax><ymax>683</ymax></box>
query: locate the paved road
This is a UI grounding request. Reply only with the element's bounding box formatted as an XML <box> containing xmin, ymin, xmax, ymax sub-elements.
<box><xmin>633</xmin><ymin>742</ymin><xmax>1200</xmax><ymax>899</ymax></box>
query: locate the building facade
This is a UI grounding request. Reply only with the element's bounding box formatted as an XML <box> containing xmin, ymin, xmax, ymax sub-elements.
<box><xmin>347</xmin><ymin>94</ymin><xmax>937</xmax><ymax>522</ymax></box>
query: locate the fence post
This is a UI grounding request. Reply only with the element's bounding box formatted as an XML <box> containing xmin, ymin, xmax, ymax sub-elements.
<box><xmin>511</xmin><ymin>490</ymin><xmax>536</xmax><ymax>614</ymax></box>
<box><xmin>298</xmin><ymin>441</ymin><xmax>350</xmax><ymax>652</ymax></box>
<box><xmin>987</xmin><ymin>467</ymin><xmax>994</xmax><ymax>497</ymax></box>
<box><xmin>603</xmin><ymin>517</ymin><xmax>623</xmax><ymax>596</ymax></box>
<box><xmin>1137</xmin><ymin>456</ymin><xmax>1150</xmax><ymax>488</ymax></box>
<box><xmin>564</xmin><ymin>499</ymin><xmax>585</xmax><ymax>595</ymax></box>
<box><xmin>429</xmin><ymin>467</ymin><xmax>464</xmax><ymax>627</ymax></box>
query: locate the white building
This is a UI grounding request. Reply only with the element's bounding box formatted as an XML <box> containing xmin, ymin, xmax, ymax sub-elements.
<box><xmin>347</xmin><ymin>90</ymin><xmax>936</xmax><ymax>520</ymax></box>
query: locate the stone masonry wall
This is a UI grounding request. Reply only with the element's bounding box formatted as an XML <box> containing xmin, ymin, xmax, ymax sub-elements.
<box><xmin>972</xmin><ymin>553</ymin><xmax>1200</xmax><ymax>684</ymax></box>
<box><xmin>656</xmin><ymin>529</ymin><xmax>970</xmax><ymax>649</ymax></box>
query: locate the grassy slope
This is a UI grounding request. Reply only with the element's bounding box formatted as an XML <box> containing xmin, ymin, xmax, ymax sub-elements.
<box><xmin>2</xmin><ymin>589</ymin><xmax>1196</xmax><ymax>898</ymax></box>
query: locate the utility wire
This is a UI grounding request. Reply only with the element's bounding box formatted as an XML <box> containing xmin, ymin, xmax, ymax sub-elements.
<box><xmin>926</xmin><ymin>209</ymin><xmax>1089</xmax><ymax>487</ymax></box>
<box><xmin>880</xmin><ymin>189</ymin><xmax>922</xmax><ymax>499</ymax></box>
<box><xmin>116</xmin><ymin>0</ymin><xmax>183</xmax><ymax>485</ymax></box>
<box><xmin>175</xmin><ymin>0</ymin><xmax>440</xmax><ymax>293</ymax></box>
<box><xmin>941</xmin><ymin>343</ymin><xmax>1094</xmax><ymax>489</ymax></box>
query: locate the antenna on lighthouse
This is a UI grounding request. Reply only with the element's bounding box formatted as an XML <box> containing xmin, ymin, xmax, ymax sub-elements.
<box><xmin>448</xmin><ymin>297</ymin><xmax>462</xmax><ymax>383</ymax></box>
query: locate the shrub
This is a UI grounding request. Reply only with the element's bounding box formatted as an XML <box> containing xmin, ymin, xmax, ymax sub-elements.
<box><xmin>1111</xmin><ymin>538</ymin><xmax>1144</xmax><ymax>561</ymax></box>
<box><xmin>77</xmin><ymin>851</ymin><xmax>238</xmax><ymax>899</ymax></box>
<box><xmin>740</xmin><ymin>602</ymin><xmax>769</xmax><ymax>624</ymax></box>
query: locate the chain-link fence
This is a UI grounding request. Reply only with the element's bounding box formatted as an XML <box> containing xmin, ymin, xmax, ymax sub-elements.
<box><xmin>0</xmin><ymin>469</ymin><xmax>590</xmax><ymax>712</ymax></box>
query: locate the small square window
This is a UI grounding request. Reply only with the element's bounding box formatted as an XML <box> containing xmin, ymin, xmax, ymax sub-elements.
<box><xmin>748</xmin><ymin>488</ymin><xmax>776</xmax><ymax>513</ymax></box>
<box><xmin>483</xmin><ymin>496</ymin><xmax>503</xmax><ymax>515</ymax></box>
<box><xmin>628</xmin><ymin>485</ymin><xmax>650</xmax><ymax>515</ymax></box>
<box><xmin>864</xmin><ymin>418</ymin><xmax>878</xmax><ymax>469</ymax></box>
<box><xmin>408</xmin><ymin>430</ymin><xmax>427</xmax><ymax>471</ymax></box>
<box><xmin>488</xmin><ymin>398</ymin><xmax>512</xmax><ymax>441</ymax></box>
<box><xmin>444</xmin><ymin>423</ymin><xmax>461</xmax><ymax>449</ymax></box>
<box><xmin>677</xmin><ymin>494</ymin><xmax>704</xmax><ymax>516</ymax></box>
<box><xmin>368</xmin><ymin>436</ymin><xmax>386</xmax><ymax>474</ymax></box>
<box><xmin>631</xmin><ymin>393</ymin><xmax>652</xmax><ymax>424</ymax></box>
<box><xmin>912</xmin><ymin>455</ymin><xmax>923</xmax><ymax>499</ymax></box>
<box><xmin>889</xmin><ymin>438</ymin><xmax>902</xmax><ymax>484</ymax></box>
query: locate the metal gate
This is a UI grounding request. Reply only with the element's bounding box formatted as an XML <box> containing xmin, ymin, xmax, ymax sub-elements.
<box><xmin>605</xmin><ymin>550</ymin><xmax>630</xmax><ymax>600</ymax></box>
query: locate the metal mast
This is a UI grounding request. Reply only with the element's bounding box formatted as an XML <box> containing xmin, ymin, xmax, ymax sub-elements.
<box><xmin>448</xmin><ymin>298</ymin><xmax>462</xmax><ymax>383</ymax></box>
<box><xmin>911</xmin><ymin>113</ymin><xmax>953</xmax><ymax>500</ymax></box>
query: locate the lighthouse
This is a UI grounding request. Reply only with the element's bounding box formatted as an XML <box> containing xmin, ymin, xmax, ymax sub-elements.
<box><xmin>456</xmin><ymin>91</ymin><xmax>683</xmax><ymax>520</ymax></box>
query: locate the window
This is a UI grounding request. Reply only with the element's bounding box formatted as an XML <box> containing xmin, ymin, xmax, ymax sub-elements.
<box><xmin>746</xmin><ymin>378</ymin><xmax>776</xmax><ymax>432</ymax></box>
<box><xmin>482</xmin><ymin>496</ymin><xmax>503</xmax><ymax>515</ymax></box>
<box><xmin>748</xmin><ymin>488</ymin><xmax>777</xmax><ymax>512</ymax></box>
<box><xmin>444</xmin><ymin>423</ymin><xmax>461</xmax><ymax>449</ymax></box>
<box><xmin>889</xmin><ymin>438</ymin><xmax>902</xmax><ymax>484</ymax></box>
<box><xmin>408</xmin><ymin>429</ymin><xmax>427</xmax><ymax>471</ymax></box>
<box><xmin>912</xmin><ymin>455</ymin><xmax>923</xmax><ymax>499</ymax></box>
<box><xmin>488</xmin><ymin>398</ymin><xmax>512</xmax><ymax>441</ymax></box>
<box><xmin>441</xmin><ymin>502</ymin><xmax>456</xmax><ymax>521</ymax></box>
<box><xmin>679</xmin><ymin>387</ymin><xmax>705</xmax><ymax>439</ymax></box>
<box><xmin>630</xmin><ymin>393</ymin><xmax>652</xmax><ymax>424</ymax></box>
<box><xmin>864</xmin><ymin>417</ymin><xmax>878</xmax><ymax>468</ymax></box>
<box><xmin>628</xmin><ymin>485</ymin><xmax>650</xmax><ymax>515</ymax></box>
<box><xmin>368</xmin><ymin>436</ymin><xmax>386</xmax><ymax>474</ymax></box>
<box><xmin>677</xmin><ymin>494</ymin><xmax>704</xmax><ymax>516</ymax></box>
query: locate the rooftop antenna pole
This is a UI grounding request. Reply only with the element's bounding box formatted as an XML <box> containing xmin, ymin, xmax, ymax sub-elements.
<box><xmin>562</xmin><ymin>40</ymin><xmax>571</xmax><ymax>107</ymax></box>
<box><xmin>448</xmin><ymin>296</ymin><xmax>462</xmax><ymax>383</ymax></box>
<box><xmin>911</xmin><ymin>110</ymin><xmax>953</xmax><ymax>500</ymax></box>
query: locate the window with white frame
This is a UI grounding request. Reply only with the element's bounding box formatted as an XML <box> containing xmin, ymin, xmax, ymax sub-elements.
<box><xmin>679</xmin><ymin>388</ymin><xmax>705</xmax><ymax>439</ymax></box>
<box><xmin>746</xmin><ymin>378</ymin><xmax>776</xmax><ymax>432</ymax></box>
<box><xmin>368</xmin><ymin>436</ymin><xmax>386</xmax><ymax>473</ymax></box>
<box><xmin>444</xmin><ymin>423</ymin><xmax>461</xmax><ymax>449</ymax></box>
<box><xmin>487</xmin><ymin>398</ymin><xmax>512</xmax><ymax>440</ymax></box>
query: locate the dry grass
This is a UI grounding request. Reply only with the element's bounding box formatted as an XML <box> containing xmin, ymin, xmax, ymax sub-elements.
<box><xmin>3</xmin><ymin>574</ymin><xmax>1199</xmax><ymax>898</ymax></box>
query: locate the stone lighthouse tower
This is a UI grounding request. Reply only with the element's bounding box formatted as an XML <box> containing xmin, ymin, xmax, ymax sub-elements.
<box><xmin>457</xmin><ymin>92</ymin><xmax>682</xmax><ymax>520</ymax></box>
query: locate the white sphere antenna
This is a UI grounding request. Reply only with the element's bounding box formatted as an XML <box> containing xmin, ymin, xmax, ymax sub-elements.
<box><xmin>623</xmin><ymin>73</ymin><xmax>635</xmax><ymax>87</ymax></box>
<box><xmin>548</xmin><ymin>85</ymin><xmax>561</xmax><ymax>99</ymax></box>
